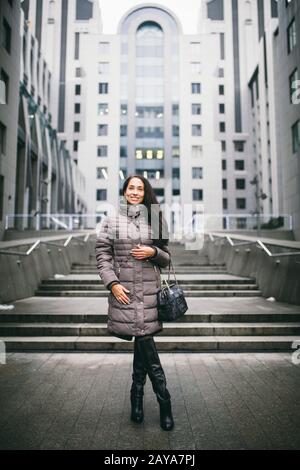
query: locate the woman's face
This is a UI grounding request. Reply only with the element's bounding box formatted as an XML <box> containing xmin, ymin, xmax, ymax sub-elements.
<box><xmin>124</xmin><ymin>177</ymin><xmax>145</xmax><ymax>205</ymax></box>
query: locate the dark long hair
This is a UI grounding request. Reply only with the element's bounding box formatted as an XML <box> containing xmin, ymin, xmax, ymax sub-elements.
<box><xmin>122</xmin><ymin>175</ymin><xmax>169</xmax><ymax>249</ymax></box>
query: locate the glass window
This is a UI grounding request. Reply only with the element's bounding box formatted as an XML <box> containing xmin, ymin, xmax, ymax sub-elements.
<box><xmin>287</xmin><ymin>18</ymin><xmax>297</xmax><ymax>54</ymax></box>
<box><xmin>0</xmin><ymin>121</ymin><xmax>7</xmax><ymax>155</ymax></box>
<box><xmin>172</xmin><ymin>126</ymin><xmax>179</xmax><ymax>137</ymax></box>
<box><xmin>98</xmin><ymin>62</ymin><xmax>109</xmax><ymax>74</ymax></box>
<box><xmin>289</xmin><ymin>68</ymin><xmax>298</xmax><ymax>104</ymax></box>
<box><xmin>97</xmin><ymin>167</ymin><xmax>108</xmax><ymax>179</ymax></box>
<box><xmin>237</xmin><ymin>218</ymin><xmax>247</xmax><ymax>229</ymax></box>
<box><xmin>221</xmin><ymin>141</ymin><xmax>226</xmax><ymax>152</ymax></box>
<box><xmin>236</xmin><ymin>198</ymin><xmax>246</xmax><ymax>209</ymax></box>
<box><xmin>172</xmin><ymin>104</ymin><xmax>179</xmax><ymax>116</ymax></box>
<box><xmin>222</xmin><ymin>179</ymin><xmax>227</xmax><ymax>190</ymax></box>
<box><xmin>223</xmin><ymin>198</ymin><xmax>228</xmax><ymax>210</ymax></box>
<box><xmin>219</xmin><ymin>122</ymin><xmax>226</xmax><ymax>133</ymax></box>
<box><xmin>219</xmin><ymin>103</ymin><xmax>225</xmax><ymax>114</ymax></box>
<box><xmin>98</xmin><ymin>83</ymin><xmax>108</xmax><ymax>94</ymax></box>
<box><xmin>121</xmin><ymin>104</ymin><xmax>128</xmax><ymax>115</ymax></box>
<box><xmin>192</xmin><ymin>145</ymin><xmax>203</xmax><ymax>158</ymax></box>
<box><xmin>136</xmin><ymin>126</ymin><xmax>164</xmax><ymax>138</ymax></box>
<box><xmin>99</xmin><ymin>42</ymin><xmax>110</xmax><ymax>54</ymax></box>
<box><xmin>120</xmin><ymin>146</ymin><xmax>127</xmax><ymax>157</ymax></box>
<box><xmin>120</xmin><ymin>125</ymin><xmax>127</xmax><ymax>137</ymax></box>
<box><xmin>172</xmin><ymin>147</ymin><xmax>180</xmax><ymax>157</ymax></box>
<box><xmin>292</xmin><ymin>120</ymin><xmax>300</xmax><ymax>153</ymax></box>
<box><xmin>192</xmin><ymin>189</ymin><xmax>203</xmax><ymax>201</ymax></box>
<box><xmin>222</xmin><ymin>160</ymin><xmax>227</xmax><ymax>170</ymax></box>
<box><xmin>0</xmin><ymin>69</ymin><xmax>9</xmax><ymax>104</ymax></box>
<box><xmin>172</xmin><ymin>168</ymin><xmax>180</xmax><ymax>179</ymax></box>
<box><xmin>192</xmin><ymin>167</ymin><xmax>203</xmax><ymax>179</ymax></box>
<box><xmin>136</xmin><ymin>106</ymin><xmax>163</xmax><ymax>118</ymax></box>
<box><xmin>74</xmin><ymin>103</ymin><xmax>81</xmax><ymax>114</ymax></box>
<box><xmin>97</xmin><ymin>145</ymin><xmax>108</xmax><ymax>157</ymax></box>
<box><xmin>192</xmin><ymin>125</ymin><xmax>202</xmax><ymax>136</ymax></box>
<box><xmin>73</xmin><ymin>140</ymin><xmax>78</xmax><ymax>152</ymax></box>
<box><xmin>191</xmin><ymin>83</ymin><xmax>201</xmax><ymax>94</ymax></box>
<box><xmin>191</xmin><ymin>62</ymin><xmax>202</xmax><ymax>74</ymax></box>
<box><xmin>235</xmin><ymin>160</ymin><xmax>245</xmax><ymax>171</ymax></box>
<box><xmin>75</xmin><ymin>84</ymin><xmax>81</xmax><ymax>95</ymax></box>
<box><xmin>74</xmin><ymin>121</ymin><xmax>80</xmax><ymax>132</ymax></box>
<box><xmin>98</xmin><ymin>103</ymin><xmax>109</xmax><ymax>115</ymax></box>
<box><xmin>98</xmin><ymin>124</ymin><xmax>108</xmax><ymax>136</ymax></box>
<box><xmin>96</xmin><ymin>189</ymin><xmax>107</xmax><ymax>201</ymax></box>
<box><xmin>2</xmin><ymin>19</ymin><xmax>11</xmax><ymax>54</ymax></box>
<box><xmin>236</xmin><ymin>179</ymin><xmax>246</xmax><ymax>190</ymax></box>
<box><xmin>234</xmin><ymin>141</ymin><xmax>245</xmax><ymax>152</ymax></box>
<box><xmin>192</xmin><ymin>103</ymin><xmax>201</xmax><ymax>115</ymax></box>
<box><xmin>219</xmin><ymin>84</ymin><xmax>225</xmax><ymax>95</ymax></box>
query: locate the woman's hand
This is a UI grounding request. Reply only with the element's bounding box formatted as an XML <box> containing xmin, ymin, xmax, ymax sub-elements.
<box><xmin>131</xmin><ymin>244</ymin><xmax>156</xmax><ymax>260</ymax></box>
<box><xmin>111</xmin><ymin>284</ymin><xmax>131</xmax><ymax>304</ymax></box>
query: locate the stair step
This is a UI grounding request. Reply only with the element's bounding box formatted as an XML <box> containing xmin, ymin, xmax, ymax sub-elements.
<box><xmin>2</xmin><ymin>336</ymin><xmax>299</xmax><ymax>352</ymax></box>
<box><xmin>42</xmin><ymin>278</ymin><xmax>257</xmax><ymax>285</ymax></box>
<box><xmin>0</xmin><ymin>311</ymin><xmax>300</xmax><ymax>325</ymax></box>
<box><xmin>1</xmin><ymin>312</ymin><xmax>300</xmax><ymax>323</ymax></box>
<box><xmin>1</xmin><ymin>322</ymin><xmax>300</xmax><ymax>336</ymax></box>
<box><xmin>38</xmin><ymin>284</ymin><xmax>259</xmax><ymax>291</ymax></box>
<box><xmin>34</xmin><ymin>290</ymin><xmax>263</xmax><ymax>297</ymax></box>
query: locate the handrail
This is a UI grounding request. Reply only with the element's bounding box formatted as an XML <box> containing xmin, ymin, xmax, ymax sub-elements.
<box><xmin>0</xmin><ymin>234</ymin><xmax>95</xmax><ymax>257</ymax></box>
<box><xmin>256</xmin><ymin>240</ymin><xmax>300</xmax><ymax>257</ymax></box>
<box><xmin>206</xmin><ymin>233</ymin><xmax>300</xmax><ymax>258</ymax></box>
<box><xmin>226</xmin><ymin>236</ymin><xmax>258</xmax><ymax>247</ymax></box>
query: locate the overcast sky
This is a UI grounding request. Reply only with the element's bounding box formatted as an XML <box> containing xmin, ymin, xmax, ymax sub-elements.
<box><xmin>98</xmin><ymin>0</ymin><xmax>202</xmax><ymax>34</ymax></box>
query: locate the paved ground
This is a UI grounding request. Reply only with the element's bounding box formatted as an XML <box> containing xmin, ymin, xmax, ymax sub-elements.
<box><xmin>0</xmin><ymin>352</ymin><xmax>300</xmax><ymax>450</ymax></box>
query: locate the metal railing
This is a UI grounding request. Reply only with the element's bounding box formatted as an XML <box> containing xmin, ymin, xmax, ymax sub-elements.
<box><xmin>207</xmin><ymin>233</ymin><xmax>300</xmax><ymax>260</ymax></box>
<box><xmin>5</xmin><ymin>214</ymin><xmax>106</xmax><ymax>231</ymax></box>
<box><xmin>0</xmin><ymin>234</ymin><xmax>93</xmax><ymax>260</ymax></box>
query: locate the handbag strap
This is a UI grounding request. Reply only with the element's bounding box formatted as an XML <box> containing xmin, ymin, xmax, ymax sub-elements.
<box><xmin>166</xmin><ymin>257</ymin><xmax>178</xmax><ymax>285</ymax></box>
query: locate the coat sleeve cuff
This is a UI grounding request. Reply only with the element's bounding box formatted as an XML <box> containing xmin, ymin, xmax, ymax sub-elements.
<box><xmin>107</xmin><ymin>281</ymin><xmax>120</xmax><ymax>291</ymax></box>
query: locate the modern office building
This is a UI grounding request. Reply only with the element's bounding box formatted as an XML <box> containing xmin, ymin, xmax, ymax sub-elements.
<box><xmin>79</xmin><ymin>2</ymin><xmax>224</xmax><ymax>233</ymax></box>
<box><xmin>15</xmin><ymin>6</ymin><xmax>87</xmax><ymax>231</ymax></box>
<box><xmin>21</xmin><ymin>0</ymin><xmax>102</xmax><ymax>165</ymax></box>
<box><xmin>273</xmin><ymin>0</ymin><xmax>300</xmax><ymax>239</ymax></box>
<box><xmin>79</xmin><ymin>0</ymin><xmax>285</xmax><ymax>233</ymax></box>
<box><xmin>0</xmin><ymin>0</ymin><xmax>21</xmax><ymax>238</ymax></box>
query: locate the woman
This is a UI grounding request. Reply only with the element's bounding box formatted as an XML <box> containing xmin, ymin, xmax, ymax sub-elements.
<box><xmin>95</xmin><ymin>175</ymin><xmax>174</xmax><ymax>431</ymax></box>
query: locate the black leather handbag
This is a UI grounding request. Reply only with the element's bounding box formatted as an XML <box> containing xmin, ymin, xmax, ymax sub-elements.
<box><xmin>157</xmin><ymin>259</ymin><xmax>188</xmax><ymax>322</ymax></box>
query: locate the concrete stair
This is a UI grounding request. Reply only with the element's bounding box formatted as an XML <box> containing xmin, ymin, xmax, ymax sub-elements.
<box><xmin>1</xmin><ymin>242</ymin><xmax>300</xmax><ymax>352</ymax></box>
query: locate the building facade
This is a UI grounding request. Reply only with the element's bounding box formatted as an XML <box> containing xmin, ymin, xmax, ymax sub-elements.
<box><xmin>0</xmin><ymin>0</ymin><xmax>21</xmax><ymax>238</ymax></box>
<box><xmin>273</xmin><ymin>0</ymin><xmax>300</xmax><ymax>239</ymax></box>
<box><xmin>79</xmin><ymin>3</ymin><xmax>224</xmax><ymax>233</ymax></box>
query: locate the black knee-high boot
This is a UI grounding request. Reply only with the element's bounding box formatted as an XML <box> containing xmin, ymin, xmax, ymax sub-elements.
<box><xmin>130</xmin><ymin>337</ymin><xmax>147</xmax><ymax>423</ymax></box>
<box><xmin>136</xmin><ymin>336</ymin><xmax>174</xmax><ymax>431</ymax></box>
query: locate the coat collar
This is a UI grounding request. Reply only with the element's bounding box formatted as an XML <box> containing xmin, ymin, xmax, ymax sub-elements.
<box><xmin>119</xmin><ymin>197</ymin><xmax>144</xmax><ymax>219</ymax></box>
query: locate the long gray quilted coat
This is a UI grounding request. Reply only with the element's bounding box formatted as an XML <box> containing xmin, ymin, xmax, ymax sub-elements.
<box><xmin>95</xmin><ymin>201</ymin><xmax>170</xmax><ymax>339</ymax></box>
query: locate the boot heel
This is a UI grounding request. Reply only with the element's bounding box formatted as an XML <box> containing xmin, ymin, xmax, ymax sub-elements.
<box><xmin>158</xmin><ymin>398</ymin><xmax>174</xmax><ymax>431</ymax></box>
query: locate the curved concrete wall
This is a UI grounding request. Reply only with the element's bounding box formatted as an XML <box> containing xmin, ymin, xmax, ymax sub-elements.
<box><xmin>204</xmin><ymin>234</ymin><xmax>300</xmax><ymax>306</ymax></box>
<box><xmin>0</xmin><ymin>234</ymin><xmax>95</xmax><ymax>303</ymax></box>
